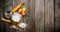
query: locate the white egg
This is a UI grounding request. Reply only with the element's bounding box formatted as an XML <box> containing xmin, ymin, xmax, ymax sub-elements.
<box><xmin>18</xmin><ymin>23</ymin><xmax>27</xmax><ymax>28</ymax></box>
<box><xmin>11</xmin><ymin>12</ymin><xmax>22</xmax><ymax>22</ymax></box>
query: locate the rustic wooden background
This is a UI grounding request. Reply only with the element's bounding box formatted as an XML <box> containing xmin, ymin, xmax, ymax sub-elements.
<box><xmin>0</xmin><ymin>0</ymin><xmax>60</xmax><ymax>32</ymax></box>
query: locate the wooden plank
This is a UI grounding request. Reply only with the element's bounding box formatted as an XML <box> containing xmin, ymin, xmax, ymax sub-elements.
<box><xmin>45</xmin><ymin>0</ymin><xmax>54</xmax><ymax>32</ymax></box>
<box><xmin>35</xmin><ymin>0</ymin><xmax>44</xmax><ymax>32</ymax></box>
<box><xmin>13</xmin><ymin>0</ymin><xmax>21</xmax><ymax>7</ymax></box>
<box><xmin>26</xmin><ymin>0</ymin><xmax>35</xmax><ymax>32</ymax></box>
<box><xmin>0</xmin><ymin>0</ymin><xmax>6</xmax><ymax>32</ymax></box>
<box><xmin>55</xmin><ymin>0</ymin><xmax>60</xmax><ymax>32</ymax></box>
<box><xmin>4</xmin><ymin>0</ymin><xmax>13</xmax><ymax>32</ymax></box>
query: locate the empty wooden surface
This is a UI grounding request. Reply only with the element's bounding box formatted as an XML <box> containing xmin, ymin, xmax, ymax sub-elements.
<box><xmin>45</xmin><ymin>0</ymin><xmax>54</xmax><ymax>32</ymax></box>
<box><xmin>35</xmin><ymin>0</ymin><xmax>44</xmax><ymax>32</ymax></box>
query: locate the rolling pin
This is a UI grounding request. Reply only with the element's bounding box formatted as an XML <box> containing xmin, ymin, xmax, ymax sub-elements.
<box><xmin>11</xmin><ymin>2</ymin><xmax>24</xmax><ymax>13</ymax></box>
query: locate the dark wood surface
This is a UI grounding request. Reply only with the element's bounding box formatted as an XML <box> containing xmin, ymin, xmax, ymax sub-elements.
<box><xmin>55</xmin><ymin>0</ymin><xmax>60</xmax><ymax>32</ymax></box>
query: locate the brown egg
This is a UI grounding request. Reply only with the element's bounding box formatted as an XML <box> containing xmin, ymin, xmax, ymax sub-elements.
<box><xmin>18</xmin><ymin>9</ymin><xmax>22</xmax><ymax>14</ymax></box>
<box><xmin>21</xmin><ymin>12</ymin><xmax>26</xmax><ymax>16</ymax></box>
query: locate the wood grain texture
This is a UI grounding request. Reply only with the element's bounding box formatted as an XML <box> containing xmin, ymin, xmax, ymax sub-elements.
<box><xmin>0</xmin><ymin>0</ymin><xmax>6</xmax><ymax>32</ymax></box>
<box><xmin>55</xmin><ymin>0</ymin><xmax>60</xmax><ymax>32</ymax></box>
<box><xmin>35</xmin><ymin>0</ymin><xmax>44</xmax><ymax>32</ymax></box>
<box><xmin>4</xmin><ymin>0</ymin><xmax>14</xmax><ymax>32</ymax></box>
<box><xmin>45</xmin><ymin>0</ymin><xmax>54</xmax><ymax>32</ymax></box>
<box><xmin>24</xmin><ymin>0</ymin><xmax>35</xmax><ymax>32</ymax></box>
